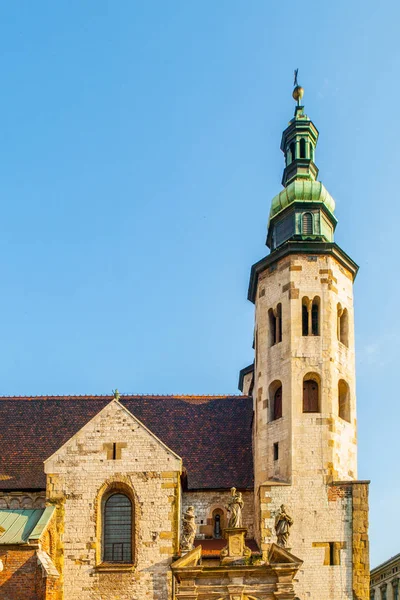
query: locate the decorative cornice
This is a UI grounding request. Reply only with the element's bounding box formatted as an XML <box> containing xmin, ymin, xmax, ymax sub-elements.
<box><xmin>248</xmin><ymin>241</ymin><xmax>359</xmax><ymax>303</ymax></box>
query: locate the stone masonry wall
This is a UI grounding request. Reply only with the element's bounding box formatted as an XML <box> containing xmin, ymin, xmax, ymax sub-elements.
<box><xmin>45</xmin><ymin>400</ymin><xmax>181</xmax><ymax>600</ymax></box>
<box><xmin>352</xmin><ymin>482</ymin><xmax>370</xmax><ymax>600</ymax></box>
<box><xmin>260</xmin><ymin>481</ymin><xmax>353</xmax><ymax>599</ymax></box>
<box><xmin>252</xmin><ymin>252</ymin><xmax>362</xmax><ymax>599</ymax></box>
<box><xmin>182</xmin><ymin>490</ymin><xmax>254</xmax><ymax>539</ymax></box>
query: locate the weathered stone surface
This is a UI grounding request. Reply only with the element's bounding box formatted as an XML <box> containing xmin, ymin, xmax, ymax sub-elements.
<box><xmin>44</xmin><ymin>399</ymin><xmax>182</xmax><ymax>600</ymax></box>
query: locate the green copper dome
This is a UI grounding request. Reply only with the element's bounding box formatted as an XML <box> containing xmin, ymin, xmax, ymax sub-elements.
<box><xmin>269</xmin><ymin>180</ymin><xmax>335</xmax><ymax>223</ymax></box>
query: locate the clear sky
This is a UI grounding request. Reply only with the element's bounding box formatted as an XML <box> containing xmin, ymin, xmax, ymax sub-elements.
<box><xmin>0</xmin><ymin>0</ymin><xmax>398</xmax><ymax>567</ymax></box>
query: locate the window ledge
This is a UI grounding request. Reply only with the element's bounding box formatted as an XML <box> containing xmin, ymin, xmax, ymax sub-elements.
<box><xmin>95</xmin><ymin>562</ymin><xmax>135</xmax><ymax>572</ymax></box>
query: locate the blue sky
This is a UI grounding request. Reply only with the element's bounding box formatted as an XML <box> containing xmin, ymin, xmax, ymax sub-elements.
<box><xmin>0</xmin><ymin>0</ymin><xmax>398</xmax><ymax>567</ymax></box>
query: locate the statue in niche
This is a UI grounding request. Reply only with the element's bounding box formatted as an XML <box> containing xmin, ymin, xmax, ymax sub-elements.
<box><xmin>275</xmin><ymin>504</ymin><xmax>293</xmax><ymax>547</ymax></box>
<box><xmin>180</xmin><ymin>506</ymin><xmax>197</xmax><ymax>552</ymax></box>
<box><xmin>226</xmin><ymin>487</ymin><xmax>244</xmax><ymax>528</ymax></box>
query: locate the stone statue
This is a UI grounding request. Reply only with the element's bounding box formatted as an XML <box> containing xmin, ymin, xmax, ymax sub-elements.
<box><xmin>226</xmin><ymin>487</ymin><xmax>244</xmax><ymax>528</ymax></box>
<box><xmin>113</xmin><ymin>389</ymin><xmax>120</xmax><ymax>401</ymax></box>
<box><xmin>275</xmin><ymin>504</ymin><xmax>293</xmax><ymax>547</ymax></box>
<box><xmin>180</xmin><ymin>506</ymin><xmax>196</xmax><ymax>552</ymax></box>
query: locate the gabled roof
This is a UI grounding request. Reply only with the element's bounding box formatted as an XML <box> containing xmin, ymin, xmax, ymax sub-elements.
<box><xmin>0</xmin><ymin>395</ymin><xmax>253</xmax><ymax>491</ymax></box>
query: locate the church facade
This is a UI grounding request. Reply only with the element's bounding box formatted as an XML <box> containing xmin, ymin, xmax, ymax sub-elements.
<box><xmin>0</xmin><ymin>86</ymin><xmax>370</xmax><ymax>600</ymax></box>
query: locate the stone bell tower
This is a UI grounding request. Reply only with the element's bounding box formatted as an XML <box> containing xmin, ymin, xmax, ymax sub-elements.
<box><xmin>240</xmin><ymin>77</ymin><xmax>370</xmax><ymax>599</ymax></box>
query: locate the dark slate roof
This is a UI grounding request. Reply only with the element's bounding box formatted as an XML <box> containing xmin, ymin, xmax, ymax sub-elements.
<box><xmin>0</xmin><ymin>395</ymin><xmax>253</xmax><ymax>492</ymax></box>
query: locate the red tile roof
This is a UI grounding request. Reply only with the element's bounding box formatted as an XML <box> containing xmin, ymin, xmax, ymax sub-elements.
<box><xmin>0</xmin><ymin>395</ymin><xmax>253</xmax><ymax>491</ymax></box>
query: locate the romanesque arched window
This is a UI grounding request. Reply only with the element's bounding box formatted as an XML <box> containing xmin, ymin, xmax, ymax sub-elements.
<box><xmin>302</xmin><ymin>298</ymin><xmax>309</xmax><ymax>336</ymax></box>
<box><xmin>337</xmin><ymin>306</ymin><xmax>349</xmax><ymax>347</ymax></box>
<box><xmin>300</xmin><ymin>138</ymin><xmax>306</xmax><ymax>158</ymax></box>
<box><xmin>269</xmin><ymin>381</ymin><xmax>283</xmax><ymax>422</ymax></box>
<box><xmin>302</xmin><ymin>212</ymin><xmax>313</xmax><ymax>235</ymax></box>
<box><xmin>303</xmin><ymin>374</ymin><xmax>320</xmax><ymax>413</ymax></box>
<box><xmin>338</xmin><ymin>379</ymin><xmax>350</xmax><ymax>423</ymax></box>
<box><xmin>103</xmin><ymin>493</ymin><xmax>132</xmax><ymax>563</ymax></box>
<box><xmin>212</xmin><ymin>508</ymin><xmax>224</xmax><ymax>538</ymax></box>
<box><xmin>269</xmin><ymin>304</ymin><xmax>282</xmax><ymax>346</ymax></box>
<box><xmin>312</xmin><ymin>297</ymin><xmax>320</xmax><ymax>336</ymax></box>
<box><xmin>302</xmin><ymin>296</ymin><xmax>320</xmax><ymax>336</ymax></box>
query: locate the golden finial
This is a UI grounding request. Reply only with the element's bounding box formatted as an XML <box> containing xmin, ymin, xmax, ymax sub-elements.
<box><xmin>292</xmin><ymin>68</ymin><xmax>304</xmax><ymax>105</ymax></box>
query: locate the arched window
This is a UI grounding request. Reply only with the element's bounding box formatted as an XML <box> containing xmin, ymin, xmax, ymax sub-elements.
<box><xmin>312</xmin><ymin>297</ymin><xmax>320</xmax><ymax>336</ymax></box>
<box><xmin>290</xmin><ymin>141</ymin><xmax>296</xmax><ymax>161</ymax></box>
<box><xmin>268</xmin><ymin>304</ymin><xmax>282</xmax><ymax>346</ymax></box>
<box><xmin>310</xmin><ymin>144</ymin><xmax>314</xmax><ymax>161</ymax></box>
<box><xmin>337</xmin><ymin>304</ymin><xmax>349</xmax><ymax>347</ymax></box>
<box><xmin>300</xmin><ymin>138</ymin><xmax>306</xmax><ymax>158</ymax></box>
<box><xmin>268</xmin><ymin>308</ymin><xmax>276</xmax><ymax>346</ymax></box>
<box><xmin>103</xmin><ymin>493</ymin><xmax>132</xmax><ymax>563</ymax></box>
<box><xmin>214</xmin><ymin>514</ymin><xmax>221</xmax><ymax>537</ymax></box>
<box><xmin>273</xmin><ymin>386</ymin><xmax>282</xmax><ymax>420</ymax></box>
<box><xmin>269</xmin><ymin>380</ymin><xmax>283</xmax><ymax>421</ymax></box>
<box><xmin>303</xmin><ymin>374</ymin><xmax>320</xmax><ymax>413</ymax></box>
<box><xmin>338</xmin><ymin>379</ymin><xmax>350</xmax><ymax>422</ymax></box>
<box><xmin>302</xmin><ymin>212</ymin><xmax>313</xmax><ymax>235</ymax></box>
<box><xmin>302</xmin><ymin>300</ymin><xmax>309</xmax><ymax>336</ymax></box>
<box><xmin>276</xmin><ymin>303</ymin><xmax>282</xmax><ymax>343</ymax></box>
<box><xmin>339</xmin><ymin>308</ymin><xmax>349</xmax><ymax>347</ymax></box>
<box><xmin>211</xmin><ymin>508</ymin><xmax>224</xmax><ymax>538</ymax></box>
<box><xmin>302</xmin><ymin>296</ymin><xmax>320</xmax><ymax>336</ymax></box>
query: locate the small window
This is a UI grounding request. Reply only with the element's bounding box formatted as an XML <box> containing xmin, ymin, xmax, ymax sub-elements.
<box><xmin>302</xmin><ymin>212</ymin><xmax>313</xmax><ymax>235</ymax></box>
<box><xmin>302</xmin><ymin>302</ymin><xmax>309</xmax><ymax>336</ymax></box>
<box><xmin>212</xmin><ymin>508</ymin><xmax>223</xmax><ymax>539</ymax></box>
<box><xmin>312</xmin><ymin>297</ymin><xmax>320</xmax><ymax>336</ymax></box>
<box><xmin>273</xmin><ymin>386</ymin><xmax>282</xmax><ymax>421</ymax></box>
<box><xmin>339</xmin><ymin>308</ymin><xmax>349</xmax><ymax>347</ymax></box>
<box><xmin>268</xmin><ymin>308</ymin><xmax>276</xmax><ymax>347</ymax></box>
<box><xmin>290</xmin><ymin>141</ymin><xmax>296</xmax><ymax>161</ymax></box>
<box><xmin>300</xmin><ymin>138</ymin><xmax>306</xmax><ymax>158</ymax></box>
<box><xmin>276</xmin><ymin>303</ymin><xmax>282</xmax><ymax>343</ymax></box>
<box><xmin>338</xmin><ymin>379</ymin><xmax>350</xmax><ymax>422</ymax></box>
<box><xmin>273</xmin><ymin>442</ymin><xmax>279</xmax><ymax>461</ymax></box>
<box><xmin>269</xmin><ymin>304</ymin><xmax>282</xmax><ymax>346</ymax></box>
<box><xmin>329</xmin><ymin>542</ymin><xmax>335</xmax><ymax>565</ymax></box>
<box><xmin>103</xmin><ymin>493</ymin><xmax>132</xmax><ymax>563</ymax></box>
<box><xmin>393</xmin><ymin>581</ymin><xmax>399</xmax><ymax>600</ymax></box>
<box><xmin>310</xmin><ymin>144</ymin><xmax>314</xmax><ymax>161</ymax></box>
<box><xmin>303</xmin><ymin>376</ymin><xmax>320</xmax><ymax>413</ymax></box>
<box><xmin>269</xmin><ymin>381</ymin><xmax>283</xmax><ymax>422</ymax></box>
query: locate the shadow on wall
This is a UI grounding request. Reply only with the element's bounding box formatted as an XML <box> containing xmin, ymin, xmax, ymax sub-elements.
<box><xmin>0</xmin><ymin>550</ymin><xmax>39</xmax><ymax>600</ymax></box>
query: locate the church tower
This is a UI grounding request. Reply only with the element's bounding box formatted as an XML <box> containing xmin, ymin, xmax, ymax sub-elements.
<box><xmin>241</xmin><ymin>78</ymin><xmax>370</xmax><ymax>599</ymax></box>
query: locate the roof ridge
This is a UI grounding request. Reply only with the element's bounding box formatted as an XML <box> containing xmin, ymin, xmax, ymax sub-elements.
<box><xmin>0</xmin><ymin>394</ymin><xmax>249</xmax><ymax>400</ymax></box>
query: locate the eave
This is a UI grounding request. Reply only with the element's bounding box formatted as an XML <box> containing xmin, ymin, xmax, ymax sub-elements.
<box><xmin>248</xmin><ymin>241</ymin><xmax>359</xmax><ymax>303</ymax></box>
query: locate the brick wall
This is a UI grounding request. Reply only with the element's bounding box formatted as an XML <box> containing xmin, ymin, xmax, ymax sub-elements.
<box><xmin>0</xmin><ymin>546</ymin><xmax>38</xmax><ymax>600</ymax></box>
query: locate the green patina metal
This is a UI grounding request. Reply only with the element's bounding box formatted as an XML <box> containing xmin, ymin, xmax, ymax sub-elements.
<box><xmin>266</xmin><ymin>102</ymin><xmax>338</xmax><ymax>252</ymax></box>
<box><xmin>269</xmin><ymin>180</ymin><xmax>336</xmax><ymax>222</ymax></box>
<box><xmin>0</xmin><ymin>506</ymin><xmax>54</xmax><ymax>545</ymax></box>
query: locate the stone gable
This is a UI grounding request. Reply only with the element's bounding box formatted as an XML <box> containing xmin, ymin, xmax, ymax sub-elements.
<box><xmin>45</xmin><ymin>399</ymin><xmax>182</xmax><ymax>600</ymax></box>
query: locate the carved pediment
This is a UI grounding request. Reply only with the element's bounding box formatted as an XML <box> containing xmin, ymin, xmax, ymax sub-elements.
<box><xmin>267</xmin><ymin>542</ymin><xmax>302</xmax><ymax>567</ymax></box>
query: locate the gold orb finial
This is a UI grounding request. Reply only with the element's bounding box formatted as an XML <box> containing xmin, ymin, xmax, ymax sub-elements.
<box><xmin>292</xmin><ymin>68</ymin><xmax>304</xmax><ymax>104</ymax></box>
<box><xmin>292</xmin><ymin>85</ymin><xmax>304</xmax><ymax>102</ymax></box>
